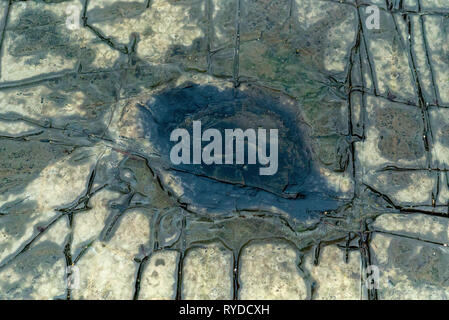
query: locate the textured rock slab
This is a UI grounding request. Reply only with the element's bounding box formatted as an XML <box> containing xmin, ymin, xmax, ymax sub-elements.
<box><xmin>71</xmin><ymin>189</ymin><xmax>121</xmax><ymax>257</ymax></box>
<box><xmin>87</xmin><ymin>0</ymin><xmax>207</xmax><ymax>71</ymax></box>
<box><xmin>0</xmin><ymin>217</ymin><xmax>69</xmax><ymax>300</ymax></box>
<box><xmin>371</xmin><ymin>233</ymin><xmax>449</xmax><ymax>299</ymax></box>
<box><xmin>424</xmin><ymin>15</ymin><xmax>449</xmax><ymax>105</ymax></box>
<box><xmin>238</xmin><ymin>240</ymin><xmax>308</xmax><ymax>300</ymax></box>
<box><xmin>359</xmin><ymin>7</ymin><xmax>416</xmax><ymax>103</ymax></box>
<box><xmin>304</xmin><ymin>245</ymin><xmax>361</xmax><ymax>300</ymax></box>
<box><xmin>0</xmin><ymin>1</ymin><xmax>9</xmax><ymax>32</ymax></box>
<box><xmin>429</xmin><ymin>107</ymin><xmax>449</xmax><ymax>168</ymax></box>
<box><xmin>421</xmin><ymin>0</ymin><xmax>449</xmax><ymax>10</ymax></box>
<box><xmin>357</xmin><ymin>96</ymin><xmax>426</xmax><ymax>169</ymax></box>
<box><xmin>1</xmin><ymin>1</ymin><xmax>119</xmax><ymax>82</ymax></box>
<box><xmin>72</xmin><ymin>209</ymin><xmax>150</xmax><ymax>300</ymax></box>
<box><xmin>1</xmin><ymin>0</ymin><xmax>449</xmax><ymax>301</ymax></box>
<box><xmin>139</xmin><ymin>250</ymin><xmax>179</xmax><ymax>300</ymax></box>
<box><xmin>0</xmin><ymin>76</ymin><xmax>118</xmax><ymax>138</ymax></box>
<box><xmin>355</xmin><ymin>95</ymin><xmax>435</xmax><ymax>208</ymax></box>
<box><xmin>182</xmin><ymin>242</ymin><xmax>233</xmax><ymax>299</ymax></box>
<box><xmin>371</xmin><ymin>213</ymin><xmax>449</xmax><ymax>245</ymax></box>
<box><xmin>0</xmin><ymin>146</ymin><xmax>97</xmax><ymax>264</ymax></box>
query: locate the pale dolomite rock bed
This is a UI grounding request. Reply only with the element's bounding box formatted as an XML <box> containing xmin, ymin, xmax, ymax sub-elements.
<box><xmin>0</xmin><ymin>0</ymin><xmax>449</xmax><ymax>300</ymax></box>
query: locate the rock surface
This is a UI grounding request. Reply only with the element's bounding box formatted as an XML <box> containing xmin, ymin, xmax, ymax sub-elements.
<box><xmin>0</xmin><ymin>0</ymin><xmax>448</xmax><ymax>300</ymax></box>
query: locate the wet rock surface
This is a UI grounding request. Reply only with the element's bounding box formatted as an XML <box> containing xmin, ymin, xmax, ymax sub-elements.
<box><xmin>130</xmin><ymin>83</ymin><xmax>346</xmax><ymax>218</ymax></box>
<box><xmin>0</xmin><ymin>0</ymin><xmax>448</xmax><ymax>300</ymax></box>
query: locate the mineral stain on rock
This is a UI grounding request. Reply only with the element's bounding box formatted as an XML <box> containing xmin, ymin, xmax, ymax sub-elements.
<box><xmin>133</xmin><ymin>83</ymin><xmax>347</xmax><ymax>219</ymax></box>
